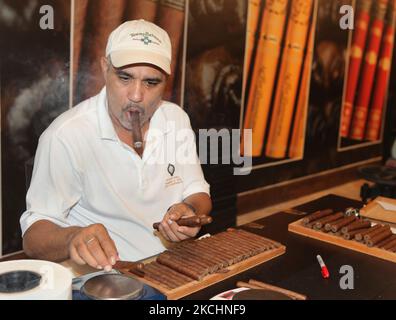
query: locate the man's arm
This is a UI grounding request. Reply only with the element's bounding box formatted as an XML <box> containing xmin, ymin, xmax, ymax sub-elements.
<box><xmin>158</xmin><ymin>113</ymin><xmax>212</xmax><ymax>242</ymax></box>
<box><xmin>23</xmin><ymin>220</ymin><xmax>80</xmax><ymax>261</ymax></box>
<box><xmin>21</xmin><ymin>128</ymin><xmax>119</xmax><ymax>270</ymax></box>
<box><xmin>23</xmin><ymin>220</ymin><xmax>119</xmax><ymax>271</ymax></box>
<box><xmin>183</xmin><ymin>192</ymin><xmax>212</xmax><ymax>217</ymax></box>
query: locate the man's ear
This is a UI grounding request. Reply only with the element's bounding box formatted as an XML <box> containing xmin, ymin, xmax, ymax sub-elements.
<box><xmin>100</xmin><ymin>56</ymin><xmax>109</xmax><ymax>81</ymax></box>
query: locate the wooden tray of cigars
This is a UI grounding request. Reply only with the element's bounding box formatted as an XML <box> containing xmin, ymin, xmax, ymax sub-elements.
<box><xmin>118</xmin><ymin>228</ymin><xmax>285</xmax><ymax>300</ymax></box>
<box><xmin>288</xmin><ymin>209</ymin><xmax>396</xmax><ymax>263</ymax></box>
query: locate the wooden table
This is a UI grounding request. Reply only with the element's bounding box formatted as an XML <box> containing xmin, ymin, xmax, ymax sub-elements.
<box><xmin>184</xmin><ymin>194</ymin><xmax>396</xmax><ymax>300</ymax></box>
<box><xmin>5</xmin><ymin>194</ymin><xmax>396</xmax><ymax>299</ymax></box>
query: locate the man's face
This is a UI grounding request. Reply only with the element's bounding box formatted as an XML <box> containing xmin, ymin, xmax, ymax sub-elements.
<box><xmin>101</xmin><ymin>57</ymin><xmax>167</xmax><ymax>132</ymax></box>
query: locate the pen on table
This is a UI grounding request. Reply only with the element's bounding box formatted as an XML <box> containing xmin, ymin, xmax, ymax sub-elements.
<box><xmin>316</xmin><ymin>254</ymin><xmax>330</xmax><ymax>279</ymax></box>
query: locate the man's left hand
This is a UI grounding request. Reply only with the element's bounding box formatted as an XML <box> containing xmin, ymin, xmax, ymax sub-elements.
<box><xmin>158</xmin><ymin>203</ymin><xmax>200</xmax><ymax>242</ymax></box>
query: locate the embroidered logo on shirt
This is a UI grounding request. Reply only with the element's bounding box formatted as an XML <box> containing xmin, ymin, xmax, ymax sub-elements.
<box><xmin>165</xmin><ymin>163</ymin><xmax>182</xmax><ymax>188</ymax></box>
<box><xmin>167</xmin><ymin>163</ymin><xmax>175</xmax><ymax>176</ymax></box>
<box><xmin>165</xmin><ymin>176</ymin><xmax>182</xmax><ymax>188</ymax></box>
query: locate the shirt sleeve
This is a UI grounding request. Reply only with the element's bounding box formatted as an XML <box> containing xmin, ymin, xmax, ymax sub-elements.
<box><xmin>179</xmin><ymin>113</ymin><xmax>210</xmax><ymax>200</ymax></box>
<box><xmin>20</xmin><ymin>130</ymin><xmax>82</xmax><ymax>236</ymax></box>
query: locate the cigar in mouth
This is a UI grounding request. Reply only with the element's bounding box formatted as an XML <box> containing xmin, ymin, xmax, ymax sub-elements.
<box><xmin>129</xmin><ymin>110</ymin><xmax>143</xmax><ymax>149</ymax></box>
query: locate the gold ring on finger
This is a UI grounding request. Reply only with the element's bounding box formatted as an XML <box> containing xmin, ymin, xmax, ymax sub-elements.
<box><xmin>86</xmin><ymin>237</ymin><xmax>96</xmax><ymax>245</ymax></box>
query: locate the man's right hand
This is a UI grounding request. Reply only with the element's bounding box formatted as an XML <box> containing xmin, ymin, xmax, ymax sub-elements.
<box><xmin>67</xmin><ymin>223</ymin><xmax>119</xmax><ymax>271</ymax></box>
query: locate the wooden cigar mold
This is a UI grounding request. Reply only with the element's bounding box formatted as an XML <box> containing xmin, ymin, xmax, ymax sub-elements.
<box><xmin>118</xmin><ymin>228</ymin><xmax>286</xmax><ymax>299</ymax></box>
<box><xmin>289</xmin><ymin>209</ymin><xmax>396</xmax><ymax>264</ymax></box>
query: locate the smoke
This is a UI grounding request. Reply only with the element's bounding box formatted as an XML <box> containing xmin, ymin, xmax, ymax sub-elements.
<box><xmin>23</xmin><ymin>0</ymin><xmax>37</xmax><ymax>22</ymax></box>
<box><xmin>7</xmin><ymin>66</ymin><xmax>69</xmax><ymax>161</ymax></box>
<box><xmin>0</xmin><ymin>0</ymin><xmax>18</xmax><ymax>27</ymax></box>
<box><xmin>0</xmin><ymin>0</ymin><xmax>38</xmax><ymax>28</ymax></box>
<box><xmin>8</xmin><ymin>76</ymin><xmax>51</xmax><ymax>135</ymax></box>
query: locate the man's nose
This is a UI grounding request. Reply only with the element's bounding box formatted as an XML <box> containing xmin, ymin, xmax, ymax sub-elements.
<box><xmin>127</xmin><ymin>81</ymin><xmax>143</xmax><ymax>103</ymax></box>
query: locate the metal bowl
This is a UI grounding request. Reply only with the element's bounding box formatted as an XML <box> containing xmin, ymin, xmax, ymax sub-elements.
<box><xmin>81</xmin><ymin>274</ymin><xmax>144</xmax><ymax>300</ymax></box>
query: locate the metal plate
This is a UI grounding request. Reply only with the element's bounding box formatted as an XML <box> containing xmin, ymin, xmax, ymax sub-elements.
<box><xmin>81</xmin><ymin>274</ymin><xmax>144</xmax><ymax>300</ymax></box>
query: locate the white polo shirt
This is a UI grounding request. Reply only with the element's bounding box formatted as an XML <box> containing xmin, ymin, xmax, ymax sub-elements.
<box><xmin>20</xmin><ymin>87</ymin><xmax>210</xmax><ymax>261</ymax></box>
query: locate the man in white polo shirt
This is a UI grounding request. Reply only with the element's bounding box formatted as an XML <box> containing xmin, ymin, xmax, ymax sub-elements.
<box><xmin>20</xmin><ymin>20</ymin><xmax>212</xmax><ymax>271</ymax></box>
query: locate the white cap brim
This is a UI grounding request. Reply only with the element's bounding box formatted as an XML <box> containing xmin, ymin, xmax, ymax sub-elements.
<box><xmin>110</xmin><ymin>50</ymin><xmax>171</xmax><ymax>75</ymax></box>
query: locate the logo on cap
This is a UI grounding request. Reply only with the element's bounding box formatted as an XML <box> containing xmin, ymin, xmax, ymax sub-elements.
<box><xmin>142</xmin><ymin>35</ymin><xmax>152</xmax><ymax>45</ymax></box>
<box><xmin>130</xmin><ymin>32</ymin><xmax>161</xmax><ymax>46</ymax></box>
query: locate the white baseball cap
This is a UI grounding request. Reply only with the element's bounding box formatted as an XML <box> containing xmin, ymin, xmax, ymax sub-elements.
<box><xmin>105</xmin><ymin>19</ymin><xmax>172</xmax><ymax>75</ymax></box>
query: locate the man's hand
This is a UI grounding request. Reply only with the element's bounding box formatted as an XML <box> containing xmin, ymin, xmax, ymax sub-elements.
<box><xmin>68</xmin><ymin>223</ymin><xmax>119</xmax><ymax>271</ymax></box>
<box><xmin>158</xmin><ymin>203</ymin><xmax>200</xmax><ymax>242</ymax></box>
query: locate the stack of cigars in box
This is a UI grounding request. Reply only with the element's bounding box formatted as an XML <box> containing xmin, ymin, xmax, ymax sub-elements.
<box><xmin>302</xmin><ymin>209</ymin><xmax>396</xmax><ymax>251</ymax></box>
<box><xmin>120</xmin><ymin>228</ymin><xmax>283</xmax><ymax>290</ymax></box>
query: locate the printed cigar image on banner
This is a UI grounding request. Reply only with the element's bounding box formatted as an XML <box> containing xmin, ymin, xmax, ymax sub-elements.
<box><xmin>304</xmin><ymin>0</ymin><xmax>352</xmax><ymax>160</ymax></box>
<box><xmin>0</xmin><ymin>0</ymin><xmax>71</xmax><ymax>254</ymax></box>
<box><xmin>241</xmin><ymin>0</ymin><xmax>316</xmax><ymax>164</ymax></box>
<box><xmin>184</xmin><ymin>0</ymin><xmax>246</xmax><ymax>130</ymax></box>
<box><xmin>340</xmin><ymin>0</ymin><xmax>396</xmax><ymax>147</ymax></box>
<box><xmin>306</xmin><ymin>0</ymin><xmax>350</xmax><ymax>164</ymax></box>
<box><xmin>73</xmin><ymin>0</ymin><xmax>186</xmax><ymax>106</ymax></box>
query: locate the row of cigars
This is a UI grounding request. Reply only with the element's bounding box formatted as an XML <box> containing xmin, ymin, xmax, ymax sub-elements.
<box><xmin>116</xmin><ymin>228</ymin><xmax>282</xmax><ymax>290</ymax></box>
<box><xmin>302</xmin><ymin>209</ymin><xmax>396</xmax><ymax>251</ymax></box>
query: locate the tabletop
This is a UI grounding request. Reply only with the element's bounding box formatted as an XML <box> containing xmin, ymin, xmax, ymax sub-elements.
<box><xmin>184</xmin><ymin>194</ymin><xmax>396</xmax><ymax>300</ymax></box>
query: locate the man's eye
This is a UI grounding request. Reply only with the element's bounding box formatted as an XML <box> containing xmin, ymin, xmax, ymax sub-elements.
<box><xmin>118</xmin><ymin>75</ymin><xmax>130</xmax><ymax>82</ymax></box>
<box><xmin>145</xmin><ymin>80</ymin><xmax>160</xmax><ymax>87</ymax></box>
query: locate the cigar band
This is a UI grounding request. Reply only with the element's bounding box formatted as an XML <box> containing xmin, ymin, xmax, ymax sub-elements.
<box><xmin>371</xmin><ymin>27</ymin><xmax>382</xmax><ymax>37</ymax></box>
<box><xmin>379</xmin><ymin>57</ymin><xmax>391</xmax><ymax>70</ymax></box>
<box><xmin>357</xmin><ymin>20</ymin><xmax>368</xmax><ymax>31</ymax></box>
<box><xmin>365</xmin><ymin>51</ymin><xmax>378</xmax><ymax>65</ymax></box>
<box><xmin>351</xmin><ymin>45</ymin><xmax>363</xmax><ymax>59</ymax></box>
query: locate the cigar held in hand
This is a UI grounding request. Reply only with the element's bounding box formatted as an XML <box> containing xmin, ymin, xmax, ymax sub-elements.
<box><xmin>153</xmin><ymin>215</ymin><xmax>213</xmax><ymax>230</ymax></box>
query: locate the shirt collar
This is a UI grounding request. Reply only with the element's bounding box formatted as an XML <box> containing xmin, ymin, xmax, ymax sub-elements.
<box><xmin>97</xmin><ymin>87</ymin><xmax>171</xmax><ymax>141</ymax></box>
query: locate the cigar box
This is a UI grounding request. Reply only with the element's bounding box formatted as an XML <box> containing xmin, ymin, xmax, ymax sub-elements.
<box><xmin>119</xmin><ymin>229</ymin><xmax>286</xmax><ymax>300</ymax></box>
<box><xmin>288</xmin><ymin>208</ymin><xmax>396</xmax><ymax>264</ymax></box>
<box><xmin>360</xmin><ymin>197</ymin><xmax>396</xmax><ymax>225</ymax></box>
